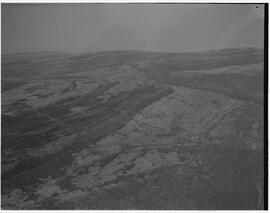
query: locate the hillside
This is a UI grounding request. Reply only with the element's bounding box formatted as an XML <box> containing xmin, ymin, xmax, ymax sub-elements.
<box><xmin>1</xmin><ymin>48</ymin><xmax>264</xmax><ymax>209</ymax></box>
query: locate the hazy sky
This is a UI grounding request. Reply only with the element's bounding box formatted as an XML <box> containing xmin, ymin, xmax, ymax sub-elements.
<box><xmin>2</xmin><ymin>3</ymin><xmax>265</xmax><ymax>54</ymax></box>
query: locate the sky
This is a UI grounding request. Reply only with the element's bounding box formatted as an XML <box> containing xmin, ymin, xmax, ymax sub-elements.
<box><xmin>1</xmin><ymin>3</ymin><xmax>265</xmax><ymax>54</ymax></box>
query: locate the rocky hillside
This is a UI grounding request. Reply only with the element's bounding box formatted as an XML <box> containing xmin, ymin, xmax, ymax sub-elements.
<box><xmin>1</xmin><ymin>48</ymin><xmax>264</xmax><ymax>209</ymax></box>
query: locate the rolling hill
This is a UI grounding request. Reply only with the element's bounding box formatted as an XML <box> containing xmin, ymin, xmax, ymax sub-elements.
<box><xmin>1</xmin><ymin>48</ymin><xmax>264</xmax><ymax>209</ymax></box>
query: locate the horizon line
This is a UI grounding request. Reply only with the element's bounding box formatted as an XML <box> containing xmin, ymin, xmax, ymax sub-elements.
<box><xmin>1</xmin><ymin>46</ymin><xmax>263</xmax><ymax>56</ymax></box>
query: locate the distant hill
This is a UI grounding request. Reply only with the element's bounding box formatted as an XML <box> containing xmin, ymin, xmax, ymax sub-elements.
<box><xmin>2</xmin><ymin>48</ymin><xmax>263</xmax><ymax>78</ymax></box>
<box><xmin>2</xmin><ymin>48</ymin><xmax>264</xmax><ymax>104</ymax></box>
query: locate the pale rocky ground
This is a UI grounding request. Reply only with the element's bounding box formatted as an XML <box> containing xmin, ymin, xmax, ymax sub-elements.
<box><xmin>2</xmin><ymin>86</ymin><xmax>263</xmax><ymax>209</ymax></box>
